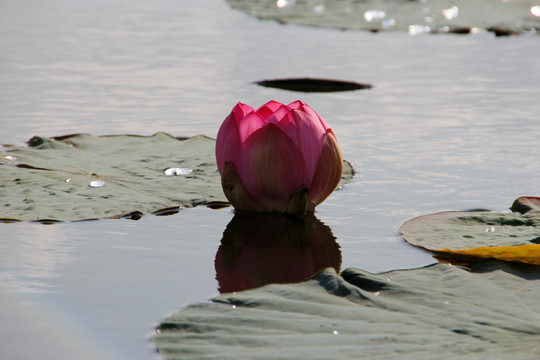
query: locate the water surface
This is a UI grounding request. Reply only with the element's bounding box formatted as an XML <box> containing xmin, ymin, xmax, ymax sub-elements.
<box><xmin>1</xmin><ymin>0</ymin><xmax>539</xmax><ymax>359</ymax></box>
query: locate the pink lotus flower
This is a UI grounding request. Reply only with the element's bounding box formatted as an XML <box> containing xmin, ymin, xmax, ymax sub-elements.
<box><xmin>215</xmin><ymin>100</ymin><xmax>343</xmax><ymax>214</ymax></box>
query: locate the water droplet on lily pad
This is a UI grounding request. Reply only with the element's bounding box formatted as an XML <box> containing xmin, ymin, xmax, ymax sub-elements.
<box><xmin>442</xmin><ymin>6</ymin><xmax>459</xmax><ymax>20</ymax></box>
<box><xmin>164</xmin><ymin>167</ymin><xmax>192</xmax><ymax>176</ymax></box>
<box><xmin>409</xmin><ymin>24</ymin><xmax>430</xmax><ymax>35</ymax></box>
<box><xmin>364</xmin><ymin>10</ymin><xmax>385</xmax><ymax>22</ymax></box>
<box><xmin>381</xmin><ymin>19</ymin><xmax>396</xmax><ymax>28</ymax></box>
<box><xmin>89</xmin><ymin>180</ymin><xmax>106</xmax><ymax>188</ymax></box>
<box><xmin>276</xmin><ymin>0</ymin><xmax>295</xmax><ymax>8</ymax></box>
<box><xmin>313</xmin><ymin>4</ymin><xmax>325</xmax><ymax>13</ymax></box>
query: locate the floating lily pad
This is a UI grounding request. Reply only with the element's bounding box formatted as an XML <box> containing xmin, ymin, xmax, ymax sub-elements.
<box><xmin>400</xmin><ymin>198</ymin><xmax>540</xmax><ymax>265</ymax></box>
<box><xmin>228</xmin><ymin>0</ymin><xmax>540</xmax><ymax>35</ymax></box>
<box><xmin>0</xmin><ymin>133</ymin><xmax>355</xmax><ymax>222</ymax></box>
<box><xmin>255</xmin><ymin>78</ymin><xmax>372</xmax><ymax>92</ymax></box>
<box><xmin>511</xmin><ymin>196</ymin><xmax>540</xmax><ymax>215</ymax></box>
<box><xmin>154</xmin><ymin>262</ymin><xmax>540</xmax><ymax>359</ymax></box>
<box><xmin>0</xmin><ymin>133</ymin><xmax>222</xmax><ymax>222</ymax></box>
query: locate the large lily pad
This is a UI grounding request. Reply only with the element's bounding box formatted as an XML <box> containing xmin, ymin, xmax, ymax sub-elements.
<box><xmin>154</xmin><ymin>262</ymin><xmax>540</xmax><ymax>359</ymax></box>
<box><xmin>228</xmin><ymin>0</ymin><xmax>540</xmax><ymax>35</ymax></box>
<box><xmin>0</xmin><ymin>133</ymin><xmax>223</xmax><ymax>222</ymax></box>
<box><xmin>400</xmin><ymin>197</ymin><xmax>540</xmax><ymax>265</ymax></box>
<box><xmin>0</xmin><ymin>133</ymin><xmax>354</xmax><ymax>222</ymax></box>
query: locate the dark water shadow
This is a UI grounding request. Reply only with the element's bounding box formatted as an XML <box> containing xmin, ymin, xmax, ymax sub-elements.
<box><xmin>215</xmin><ymin>212</ymin><xmax>341</xmax><ymax>293</ymax></box>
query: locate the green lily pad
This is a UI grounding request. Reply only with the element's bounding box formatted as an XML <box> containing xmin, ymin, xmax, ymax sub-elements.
<box><xmin>227</xmin><ymin>0</ymin><xmax>540</xmax><ymax>35</ymax></box>
<box><xmin>154</xmin><ymin>262</ymin><xmax>540</xmax><ymax>359</ymax></box>
<box><xmin>0</xmin><ymin>133</ymin><xmax>354</xmax><ymax>222</ymax></box>
<box><xmin>0</xmin><ymin>133</ymin><xmax>222</xmax><ymax>222</ymax></box>
<box><xmin>511</xmin><ymin>196</ymin><xmax>540</xmax><ymax>215</ymax></box>
<box><xmin>400</xmin><ymin>210</ymin><xmax>540</xmax><ymax>251</ymax></box>
<box><xmin>400</xmin><ymin>198</ymin><xmax>540</xmax><ymax>265</ymax></box>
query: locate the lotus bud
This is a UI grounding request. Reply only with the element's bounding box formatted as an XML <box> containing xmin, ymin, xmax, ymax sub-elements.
<box><xmin>215</xmin><ymin>100</ymin><xmax>343</xmax><ymax>214</ymax></box>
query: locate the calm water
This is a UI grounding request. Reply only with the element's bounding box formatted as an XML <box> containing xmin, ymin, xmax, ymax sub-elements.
<box><xmin>1</xmin><ymin>0</ymin><xmax>539</xmax><ymax>359</ymax></box>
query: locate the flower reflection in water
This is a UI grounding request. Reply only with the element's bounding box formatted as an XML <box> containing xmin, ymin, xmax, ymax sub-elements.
<box><xmin>215</xmin><ymin>212</ymin><xmax>341</xmax><ymax>293</ymax></box>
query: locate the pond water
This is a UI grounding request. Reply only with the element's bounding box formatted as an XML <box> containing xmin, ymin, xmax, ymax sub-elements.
<box><xmin>1</xmin><ymin>0</ymin><xmax>539</xmax><ymax>359</ymax></box>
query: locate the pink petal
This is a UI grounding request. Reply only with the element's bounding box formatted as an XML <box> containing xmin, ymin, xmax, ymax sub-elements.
<box><xmin>264</xmin><ymin>102</ymin><xmax>292</xmax><ymax>127</ymax></box>
<box><xmin>216</xmin><ymin>103</ymin><xmax>252</xmax><ymax>173</ymax></box>
<box><xmin>231</xmin><ymin>102</ymin><xmax>254</xmax><ymax>123</ymax></box>
<box><xmin>287</xmin><ymin>100</ymin><xmax>305</xmax><ymax>109</ymax></box>
<box><xmin>236</xmin><ymin>123</ymin><xmax>309</xmax><ymax>212</ymax></box>
<box><xmin>237</xmin><ymin>111</ymin><xmax>267</xmax><ymax>144</ymax></box>
<box><xmin>307</xmin><ymin>130</ymin><xmax>343</xmax><ymax>211</ymax></box>
<box><xmin>255</xmin><ymin>100</ymin><xmax>285</xmax><ymax>120</ymax></box>
<box><xmin>270</xmin><ymin>110</ymin><xmax>297</xmax><ymax>141</ymax></box>
<box><xmin>296</xmin><ymin>101</ymin><xmax>331</xmax><ymax>131</ymax></box>
<box><xmin>288</xmin><ymin>108</ymin><xmax>328</xmax><ymax>182</ymax></box>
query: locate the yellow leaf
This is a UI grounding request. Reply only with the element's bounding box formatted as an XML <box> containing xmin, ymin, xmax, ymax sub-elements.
<box><xmin>437</xmin><ymin>244</ymin><xmax>540</xmax><ymax>266</ymax></box>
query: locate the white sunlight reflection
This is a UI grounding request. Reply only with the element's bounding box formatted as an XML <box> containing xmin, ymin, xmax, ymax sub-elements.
<box><xmin>442</xmin><ymin>6</ymin><xmax>459</xmax><ymax>20</ymax></box>
<box><xmin>276</xmin><ymin>0</ymin><xmax>295</xmax><ymax>8</ymax></box>
<box><xmin>364</xmin><ymin>10</ymin><xmax>386</xmax><ymax>22</ymax></box>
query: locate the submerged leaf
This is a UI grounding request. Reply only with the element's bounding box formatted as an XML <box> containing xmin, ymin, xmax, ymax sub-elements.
<box><xmin>400</xmin><ymin>198</ymin><xmax>540</xmax><ymax>265</ymax></box>
<box><xmin>154</xmin><ymin>262</ymin><xmax>540</xmax><ymax>359</ymax></box>
<box><xmin>0</xmin><ymin>133</ymin><xmax>355</xmax><ymax>222</ymax></box>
